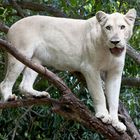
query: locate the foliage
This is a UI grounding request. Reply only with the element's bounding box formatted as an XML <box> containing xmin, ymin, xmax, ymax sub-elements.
<box><xmin>0</xmin><ymin>0</ymin><xmax>139</xmax><ymax>139</ymax></box>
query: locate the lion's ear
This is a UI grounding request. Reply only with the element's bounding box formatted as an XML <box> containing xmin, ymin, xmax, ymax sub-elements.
<box><xmin>96</xmin><ymin>11</ymin><xmax>107</xmax><ymax>25</ymax></box>
<box><xmin>125</xmin><ymin>9</ymin><xmax>136</xmax><ymax>24</ymax></box>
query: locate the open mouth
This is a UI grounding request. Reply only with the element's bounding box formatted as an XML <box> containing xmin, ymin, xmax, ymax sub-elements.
<box><xmin>110</xmin><ymin>47</ymin><xmax>124</xmax><ymax>56</ymax></box>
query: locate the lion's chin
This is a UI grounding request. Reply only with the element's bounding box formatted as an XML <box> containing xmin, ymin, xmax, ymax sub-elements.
<box><xmin>109</xmin><ymin>47</ymin><xmax>124</xmax><ymax>56</ymax></box>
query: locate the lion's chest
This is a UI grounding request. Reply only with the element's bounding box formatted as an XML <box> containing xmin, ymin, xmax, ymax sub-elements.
<box><xmin>94</xmin><ymin>47</ymin><xmax>121</xmax><ymax>71</ymax></box>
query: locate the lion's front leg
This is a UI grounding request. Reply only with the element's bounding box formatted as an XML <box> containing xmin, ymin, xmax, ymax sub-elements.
<box><xmin>82</xmin><ymin>67</ymin><xmax>111</xmax><ymax>124</ymax></box>
<box><xmin>105</xmin><ymin>70</ymin><xmax>126</xmax><ymax>132</ymax></box>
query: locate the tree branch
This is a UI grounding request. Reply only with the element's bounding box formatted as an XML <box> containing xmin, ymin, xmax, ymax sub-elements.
<box><xmin>0</xmin><ymin>97</ymin><xmax>57</xmax><ymax>109</ymax></box>
<box><xmin>122</xmin><ymin>77</ymin><xmax>140</xmax><ymax>87</ymax></box>
<box><xmin>74</xmin><ymin>72</ymin><xmax>140</xmax><ymax>87</ymax></box>
<box><xmin>127</xmin><ymin>44</ymin><xmax>140</xmax><ymax>65</ymax></box>
<box><xmin>119</xmin><ymin>102</ymin><xmax>140</xmax><ymax>140</ymax></box>
<box><xmin>8</xmin><ymin>0</ymin><xmax>28</xmax><ymax>18</ymax></box>
<box><xmin>0</xmin><ymin>38</ymin><xmax>134</xmax><ymax>140</ymax></box>
<box><xmin>2</xmin><ymin>1</ymin><xmax>67</xmax><ymax>18</ymax></box>
<box><xmin>0</xmin><ymin>94</ymin><xmax>132</xmax><ymax>140</ymax></box>
<box><xmin>0</xmin><ymin>21</ymin><xmax>9</xmax><ymax>34</ymax></box>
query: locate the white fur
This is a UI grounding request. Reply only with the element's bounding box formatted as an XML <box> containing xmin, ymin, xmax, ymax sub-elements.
<box><xmin>0</xmin><ymin>9</ymin><xmax>136</xmax><ymax>132</ymax></box>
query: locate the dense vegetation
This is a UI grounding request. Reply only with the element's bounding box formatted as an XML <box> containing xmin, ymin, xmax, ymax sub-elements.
<box><xmin>0</xmin><ymin>0</ymin><xmax>139</xmax><ymax>140</ymax></box>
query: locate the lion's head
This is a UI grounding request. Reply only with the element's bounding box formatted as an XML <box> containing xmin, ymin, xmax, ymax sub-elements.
<box><xmin>96</xmin><ymin>9</ymin><xmax>136</xmax><ymax>56</ymax></box>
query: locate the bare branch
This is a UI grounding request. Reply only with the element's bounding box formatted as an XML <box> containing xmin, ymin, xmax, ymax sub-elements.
<box><xmin>127</xmin><ymin>44</ymin><xmax>140</xmax><ymax>65</ymax></box>
<box><xmin>122</xmin><ymin>77</ymin><xmax>140</xmax><ymax>87</ymax></box>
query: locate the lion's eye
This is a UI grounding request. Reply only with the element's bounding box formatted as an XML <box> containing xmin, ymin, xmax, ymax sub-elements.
<box><xmin>106</xmin><ymin>25</ymin><xmax>111</xmax><ymax>30</ymax></box>
<box><xmin>120</xmin><ymin>25</ymin><xmax>125</xmax><ymax>30</ymax></box>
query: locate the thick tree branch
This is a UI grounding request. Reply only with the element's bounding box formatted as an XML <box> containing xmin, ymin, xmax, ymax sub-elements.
<box><xmin>0</xmin><ymin>94</ymin><xmax>132</xmax><ymax>140</ymax></box>
<box><xmin>0</xmin><ymin>38</ymin><xmax>134</xmax><ymax>140</ymax></box>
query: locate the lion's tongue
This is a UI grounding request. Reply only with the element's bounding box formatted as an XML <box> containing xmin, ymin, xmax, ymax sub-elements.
<box><xmin>110</xmin><ymin>47</ymin><xmax>124</xmax><ymax>56</ymax></box>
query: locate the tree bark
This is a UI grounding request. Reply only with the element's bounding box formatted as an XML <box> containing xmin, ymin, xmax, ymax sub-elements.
<box><xmin>0</xmin><ymin>38</ymin><xmax>138</xmax><ymax>140</ymax></box>
<box><xmin>122</xmin><ymin>77</ymin><xmax>140</xmax><ymax>87</ymax></box>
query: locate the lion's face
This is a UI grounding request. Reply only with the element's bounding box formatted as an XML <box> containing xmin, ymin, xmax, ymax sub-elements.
<box><xmin>96</xmin><ymin>9</ymin><xmax>136</xmax><ymax>56</ymax></box>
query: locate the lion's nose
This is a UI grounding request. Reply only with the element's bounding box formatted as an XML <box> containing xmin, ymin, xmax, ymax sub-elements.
<box><xmin>110</xmin><ymin>40</ymin><xmax>120</xmax><ymax>45</ymax></box>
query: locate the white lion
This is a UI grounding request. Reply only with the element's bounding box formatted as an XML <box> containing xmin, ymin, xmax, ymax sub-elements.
<box><xmin>0</xmin><ymin>9</ymin><xmax>136</xmax><ymax>132</ymax></box>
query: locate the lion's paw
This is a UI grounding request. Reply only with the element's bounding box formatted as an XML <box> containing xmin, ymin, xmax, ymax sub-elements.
<box><xmin>33</xmin><ymin>91</ymin><xmax>50</xmax><ymax>98</ymax></box>
<box><xmin>112</xmin><ymin>120</ymin><xmax>126</xmax><ymax>133</ymax></box>
<box><xmin>95</xmin><ymin>112</ymin><xmax>112</xmax><ymax>124</ymax></box>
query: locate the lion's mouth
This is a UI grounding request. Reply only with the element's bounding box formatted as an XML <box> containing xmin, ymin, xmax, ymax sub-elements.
<box><xmin>109</xmin><ymin>47</ymin><xmax>124</xmax><ymax>56</ymax></box>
